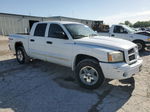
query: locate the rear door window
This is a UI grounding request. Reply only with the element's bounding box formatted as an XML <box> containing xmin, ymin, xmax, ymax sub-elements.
<box><xmin>34</xmin><ymin>23</ymin><xmax>47</xmax><ymax>37</ymax></box>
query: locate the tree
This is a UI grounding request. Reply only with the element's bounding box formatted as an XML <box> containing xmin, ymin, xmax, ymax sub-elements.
<box><xmin>119</xmin><ymin>23</ymin><xmax>124</xmax><ymax>25</ymax></box>
<box><xmin>133</xmin><ymin>21</ymin><xmax>150</xmax><ymax>28</ymax></box>
<box><xmin>124</xmin><ymin>21</ymin><xmax>132</xmax><ymax>27</ymax></box>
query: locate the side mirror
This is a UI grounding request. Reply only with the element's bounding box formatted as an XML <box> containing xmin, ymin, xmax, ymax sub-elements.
<box><xmin>123</xmin><ymin>31</ymin><xmax>128</xmax><ymax>34</ymax></box>
<box><xmin>54</xmin><ymin>31</ymin><xmax>67</xmax><ymax>39</ymax></box>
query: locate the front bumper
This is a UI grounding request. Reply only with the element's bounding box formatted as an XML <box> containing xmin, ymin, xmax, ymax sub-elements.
<box><xmin>100</xmin><ymin>58</ymin><xmax>143</xmax><ymax>80</ymax></box>
<box><xmin>145</xmin><ymin>41</ymin><xmax>150</xmax><ymax>47</ymax></box>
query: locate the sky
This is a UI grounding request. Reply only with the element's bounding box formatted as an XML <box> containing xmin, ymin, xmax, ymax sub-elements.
<box><xmin>0</xmin><ymin>0</ymin><xmax>150</xmax><ymax>25</ymax></box>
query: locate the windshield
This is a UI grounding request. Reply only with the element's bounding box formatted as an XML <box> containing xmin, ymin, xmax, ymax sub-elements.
<box><xmin>123</xmin><ymin>25</ymin><xmax>135</xmax><ymax>33</ymax></box>
<box><xmin>64</xmin><ymin>24</ymin><xmax>98</xmax><ymax>39</ymax></box>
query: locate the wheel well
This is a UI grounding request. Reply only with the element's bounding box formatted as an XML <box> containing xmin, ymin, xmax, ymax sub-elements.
<box><xmin>74</xmin><ymin>54</ymin><xmax>99</xmax><ymax>67</ymax></box>
<box><xmin>15</xmin><ymin>42</ymin><xmax>23</xmax><ymax>50</ymax></box>
<box><xmin>133</xmin><ymin>40</ymin><xmax>145</xmax><ymax>44</ymax></box>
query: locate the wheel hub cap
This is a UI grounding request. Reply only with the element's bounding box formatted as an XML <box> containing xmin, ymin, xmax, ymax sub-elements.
<box><xmin>79</xmin><ymin>66</ymin><xmax>99</xmax><ymax>85</ymax></box>
<box><xmin>137</xmin><ymin>43</ymin><xmax>142</xmax><ymax>50</ymax></box>
<box><xmin>17</xmin><ymin>50</ymin><xmax>23</xmax><ymax>61</ymax></box>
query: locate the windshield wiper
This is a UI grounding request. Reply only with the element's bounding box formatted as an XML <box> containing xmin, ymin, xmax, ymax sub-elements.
<box><xmin>89</xmin><ymin>34</ymin><xmax>98</xmax><ymax>37</ymax></box>
<box><xmin>73</xmin><ymin>34</ymin><xmax>97</xmax><ymax>39</ymax></box>
<box><xmin>74</xmin><ymin>34</ymin><xmax>87</xmax><ymax>38</ymax></box>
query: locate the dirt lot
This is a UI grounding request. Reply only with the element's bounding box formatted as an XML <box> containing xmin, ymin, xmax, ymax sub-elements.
<box><xmin>0</xmin><ymin>36</ymin><xmax>150</xmax><ymax>112</ymax></box>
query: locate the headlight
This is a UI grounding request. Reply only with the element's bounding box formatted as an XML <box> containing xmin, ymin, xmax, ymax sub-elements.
<box><xmin>108</xmin><ymin>51</ymin><xmax>124</xmax><ymax>62</ymax></box>
<box><xmin>147</xmin><ymin>38</ymin><xmax>150</xmax><ymax>41</ymax></box>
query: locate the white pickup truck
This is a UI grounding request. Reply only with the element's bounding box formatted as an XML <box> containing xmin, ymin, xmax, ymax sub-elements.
<box><xmin>98</xmin><ymin>24</ymin><xmax>150</xmax><ymax>51</ymax></box>
<box><xmin>9</xmin><ymin>21</ymin><xmax>142</xmax><ymax>89</ymax></box>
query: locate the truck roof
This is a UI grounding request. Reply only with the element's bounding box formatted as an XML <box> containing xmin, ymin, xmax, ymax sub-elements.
<box><xmin>37</xmin><ymin>21</ymin><xmax>82</xmax><ymax>25</ymax></box>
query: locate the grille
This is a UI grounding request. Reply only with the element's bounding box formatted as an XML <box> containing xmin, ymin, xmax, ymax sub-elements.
<box><xmin>128</xmin><ymin>48</ymin><xmax>134</xmax><ymax>54</ymax></box>
<box><xmin>127</xmin><ymin>47</ymin><xmax>137</xmax><ymax>63</ymax></box>
<box><xmin>129</xmin><ymin>55</ymin><xmax>136</xmax><ymax>61</ymax></box>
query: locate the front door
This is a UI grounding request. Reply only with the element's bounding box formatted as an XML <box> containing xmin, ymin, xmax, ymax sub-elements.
<box><xmin>44</xmin><ymin>23</ymin><xmax>73</xmax><ymax>67</ymax></box>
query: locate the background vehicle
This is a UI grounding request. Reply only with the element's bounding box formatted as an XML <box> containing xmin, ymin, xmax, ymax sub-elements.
<box><xmin>9</xmin><ymin>21</ymin><xmax>142</xmax><ymax>89</ymax></box>
<box><xmin>92</xmin><ymin>21</ymin><xmax>109</xmax><ymax>33</ymax></box>
<box><xmin>98</xmin><ymin>24</ymin><xmax>150</xmax><ymax>51</ymax></box>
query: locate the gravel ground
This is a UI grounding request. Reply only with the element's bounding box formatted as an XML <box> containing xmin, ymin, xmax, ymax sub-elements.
<box><xmin>0</xmin><ymin>36</ymin><xmax>150</xmax><ymax>112</ymax></box>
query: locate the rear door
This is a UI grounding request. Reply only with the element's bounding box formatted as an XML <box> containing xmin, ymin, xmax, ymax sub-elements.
<box><xmin>28</xmin><ymin>23</ymin><xmax>47</xmax><ymax>60</ymax></box>
<box><xmin>44</xmin><ymin>23</ymin><xmax>73</xmax><ymax>67</ymax></box>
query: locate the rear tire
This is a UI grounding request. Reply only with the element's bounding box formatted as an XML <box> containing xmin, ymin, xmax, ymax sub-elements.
<box><xmin>16</xmin><ymin>47</ymin><xmax>29</xmax><ymax>64</ymax></box>
<box><xmin>75</xmin><ymin>59</ymin><xmax>104</xmax><ymax>89</ymax></box>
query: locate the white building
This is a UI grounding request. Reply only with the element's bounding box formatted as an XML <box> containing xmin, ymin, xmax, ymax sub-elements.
<box><xmin>0</xmin><ymin>13</ymin><xmax>103</xmax><ymax>35</ymax></box>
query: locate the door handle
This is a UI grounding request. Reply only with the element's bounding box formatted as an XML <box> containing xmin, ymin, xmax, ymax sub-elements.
<box><xmin>46</xmin><ymin>41</ymin><xmax>53</xmax><ymax>44</ymax></box>
<box><xmin>111</xmin><ymin>34</ymin><xmax>115</xmax><ymax>37</ymax></box>
<box><xmin>30</xmin><ymin>39</ymin><xmax>35</xmax><ymax>42</ymax></box>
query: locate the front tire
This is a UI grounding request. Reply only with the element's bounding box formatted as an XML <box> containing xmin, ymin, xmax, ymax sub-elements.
<box><xmin>134</xmin><ymin>41</ymin><xmax>145</xmax><ymax>51</ymax></box>
<box><xmin>16</xmin><ymin>47</ymin><xmax>29</xmax><ymax>64</ymax></box>
<box><xmin>75</xmin><ymin>59</ymin><xmax>104</xmax><ymax>89</ymax></box>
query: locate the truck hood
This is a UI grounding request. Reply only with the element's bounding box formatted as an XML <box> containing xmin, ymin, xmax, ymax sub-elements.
<box><xmin>74</xmin><ymin>36</ymin><xmax>136</xmax><ymax>50</ymax></box>
<box><xmin>135</xmin><ymin>31</ymin><xmax>150</xmax><ymax>37</ymax></box>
